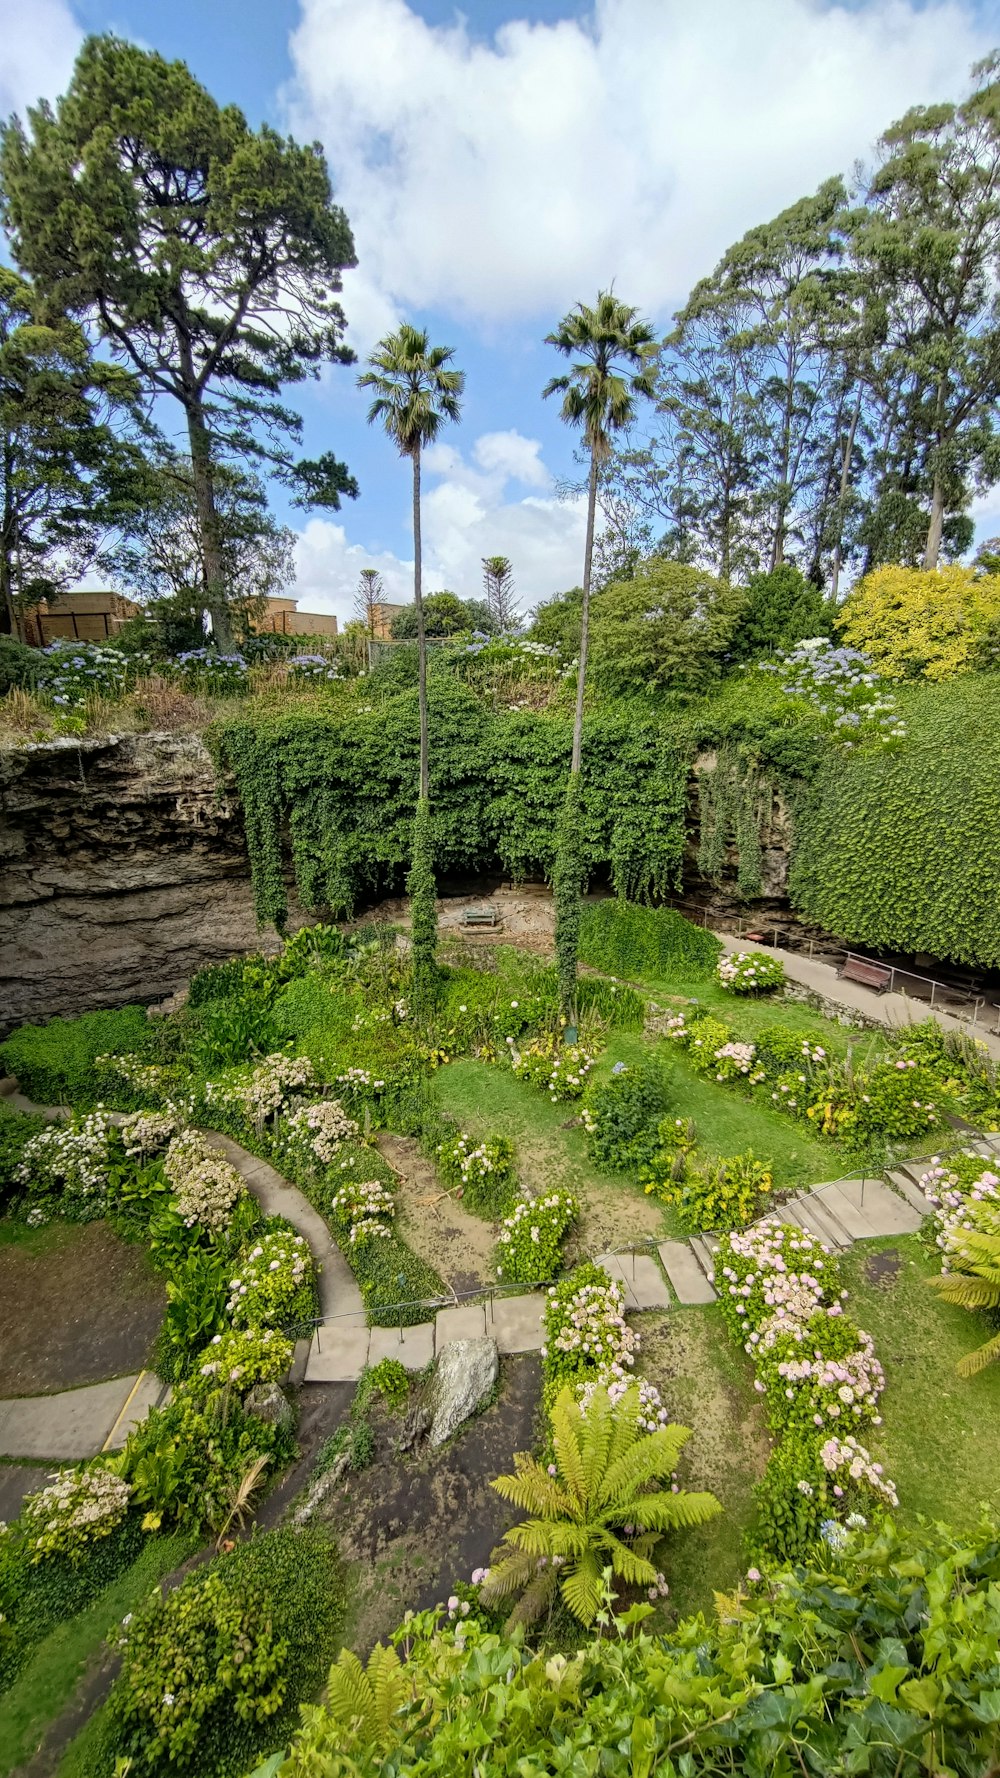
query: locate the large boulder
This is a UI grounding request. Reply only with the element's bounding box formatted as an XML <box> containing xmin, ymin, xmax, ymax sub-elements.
<box><xmin>429</xmin><ymin>1337</ymin><xmax>498</xmax><ymax>1448</ymax></box>
<box><xmin>244</xmin><ymin>1381</ymin><xmax>294</xmax><ymax>1432</ymax></box>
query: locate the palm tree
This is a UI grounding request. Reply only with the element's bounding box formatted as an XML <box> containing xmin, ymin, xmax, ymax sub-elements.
<box><xmin>544</xmin><ymin>294</ymin><xmax>655</xmax><ymax>1033</ymax></box>
<box><xmin>928</xmin><ymin>1228</ymin><xmax>1000</xmax><ymax>1375</ymax></box>
<box><xmin>359</xmin><ymin>326</ymin><xmax>464</xmax><ymax>800</ymax></box>
<box><xmin>544</xmin><ymin>292</ymin><xmax>656</xmax><ymax>776</ymax></box>
<box><xmin>480</xmin><ymin>1384</ymin><xmax>720</xmax><ymax>1628</ymax></box>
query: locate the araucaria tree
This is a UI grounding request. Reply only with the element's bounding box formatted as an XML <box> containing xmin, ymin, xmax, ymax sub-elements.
<box><xmin>359</xmin><ymin>324</ymin><xmax>464</xmax><ymax>1007</ymax></box>
<box><xmin>544</xmin><ymin>292</ymin><xmax>655</xmax><ymax>1027</ymax></box>
<box><xmin>354</xmin><ymin>567</ymin><xmax>384</xmax><ymax>637</ymax></box>
<box><xmin>0</xmin><ymin>35</ymin><xmax>358</xmax><ymax>647</ymax></box>
<box><xmin>482</xmin><ymin>554</ymin><xmax>518</xmax><ymax>630</ymax></box>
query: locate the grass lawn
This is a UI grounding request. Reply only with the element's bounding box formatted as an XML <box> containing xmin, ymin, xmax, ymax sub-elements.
<box><xmin>638</xmin><ymin>1304</ymin><xmax>767</xmax><ymax>1620</ymax></box>
<box><xmin>841</xmin><ymin>1235</ymin><xmax>1000</xmax><ymax>1526</ymax></box>
<box><xmin>0</xmin><ymin>1529</ymin><xmax>197</xmax><ymax>1778</ymax></box>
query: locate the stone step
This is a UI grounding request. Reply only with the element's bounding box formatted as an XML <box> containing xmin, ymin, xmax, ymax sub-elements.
<box><xmin>894</xmin><ymin>1158</ymin><xmax>934</xmax><ymax>1190</ymax></box>
<box><xmin>887</xmin><ymin>1168</ymin><xmax>933</xmax><ymax>1215</ymax></box>
<box><xmin>435</xmin><ymin>1303</ymin><xmax>487</xmax><ymax>1346</ymax></box>
<box><xmin>808</xmin><ymin>1181</ymin><xmax>882</xmax><ymax>1241</ymax></box>
<box><xmin>305</xmin><ymin>1325</ymin><xmax>371</xmax><ymax>1382</ymax></box>
<box><xmin>486</xmin><ymin>1293</ymin><xmax>545</xmax><ymax>1354</ymax></box>
<box><xmin>689</xmin><ymin>1235</ymin><xmax>717</xmax><ymax>1282</ymax></box>
<box><xmin>838</xmin><ymin>1177</ymin><xmax>922</xmax><ymax>1236</ymax></box>
<box><xmin>794</xmin><ymin>1191</ymin><xmax>851</xmax><ymax>1249</ymax></box>
<box><xmin>596</xmin><ymin>1252</ymin><xmax>672</xmax><ymax>1311</ymax></box>
<box><xmin>658</xmin><ymin>1241</ymin><xmax>717</xmax><ymax>1305</ymax></box>
<box><xmin>369</xmin><ymin>1321</ymin><xmax>435</xmax><ymax>1371</ymax></box>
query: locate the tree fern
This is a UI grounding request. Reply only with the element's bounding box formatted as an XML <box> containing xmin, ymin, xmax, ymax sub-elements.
<box><xmin>324</xmin><ymin>1644</ymin><xmax>408</xmax><ymax>1755</ymax></box>
<box><xmin>481</xmin><ymin>1384</ymin><xmax>721</xmax><ymax>1627</ymax></box>
<box><xmin>928</xmin><ymin>1228</ymin><xmax>1000</xmax><ymax>1377</ymax></box>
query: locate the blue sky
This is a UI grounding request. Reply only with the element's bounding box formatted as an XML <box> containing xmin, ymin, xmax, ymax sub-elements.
<box><xmin>4</xmin><ymin>0</ymin><xmax>1000</xmax><ymax>620</ymax></box>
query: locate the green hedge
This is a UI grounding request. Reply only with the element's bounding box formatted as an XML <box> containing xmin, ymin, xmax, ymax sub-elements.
<box><xmin>0</xmin><ymin>1007</ymin><xmax>153</xmax><ymax>1108</ymax></box>
<box><xmin>790</xmin><ymin>678</ymin><xmax>1000</xmax><ymax>967</ymax></box>
<box><xmin>578</xmin><ymin>898</ymin><xmax>721</xmax><ymax>981</ymax></box>
<box><xmin>0</xmin><ymin>1104</ymin><xmax>48</xmax><ymax>1212</ymax></box>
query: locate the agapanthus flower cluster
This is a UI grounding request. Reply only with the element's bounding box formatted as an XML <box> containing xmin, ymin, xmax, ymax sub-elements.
<box><xmin>21</xmin><ymin>1464</ymin><xmax>132</xmax><ymax>1564</ymax></box>
<box><xmin>330</xmin><ymin>1176</ymin><xmax>395</xmax><ymax>1243</ymax></box>
<box><xmin>16</xmin><ymin>1111</ymin><xmax>116</xmax><ymax>1224</ymax></box>
<box><xmin>118</xmin><ymin>1109</ymin><xmax>178</xmax><ymax>1158</ymax></box>
<box><xmin>163</xmin><ymin>1130</ymin><xmax>246</xmax><ymax>1233</ymax></box>
<box><xmin>278</xmin><ymin>1098</ymin><xmax>359</xmax><ymax>1168</ymax></box>
<box><xmin>226</xmin><ymin>1229</ymin><xmax>314</xmax><ymax>1328</ymax></box>
<box><xmin>495</xmin><ymin>1191</ymin><xmax>579</xmax><ymax>1283</ymax></box>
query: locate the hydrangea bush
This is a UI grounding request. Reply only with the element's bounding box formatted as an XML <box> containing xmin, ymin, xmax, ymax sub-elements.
<box><xmin>541</xmin><ymin>1264</ymin><xmax>637</xmax><ymax>1393</ymax></box>
<box><xmin>436</xmin><ymin>1130</ymin><xmax>518</xmax><ymax>1217</ymax></box>
<box><xmin>761</xmin><ymin>638</ymin><xmax>905</xmax><ymax>746</ymax></box>
<box><xmin>920</xmin><ymin>1152</ymin><xmax>1000</xmax><ymax>1265</ymax></box>
<box><xmin>275</xmin><ymin>1099</ymin><xmax>359</xmax><ymax>1172</ymax></box>
<box><xmin>717</xmin><ymin>951</ymin><xmax>786</xmax><ymax>994</ymax></box>
<box><xmin>495</xmin><ymin>1191</ymin><xmax>579</xmax><ymax>1284</ymax></box>
<box><xmin>14</xmin><ymin>1111</ymin><xmax>116</xmax><ymax>1224</ymax></box>
<box><xmin>119</xmin><ymin>1110</ymin><xmax>178</xmax><ymax>1158</ymax></box>
<box><xmin>226</xmin><ymin>1229</ymin><xmax>315</xmax><ymax>1328</ymax></box>
<box><xmin>330</xmin><ymin>1176</ymin><xmax>395</xmax><ymax>1244</ymax></box>
<box><xmin>20</xmin><ymin>1464</ymin><xmax>132</xmax><ymax>1565</ymax></box>
<box><xmin>163</xmin><ymin>1131</ymin><xmax>246</xmax><ymax>1234</ymax></box>
<box><xmin>511</xmin><ymin>1036</ymin><xmax>597</xmax><ymax>1101</ymax></box>
<box><xmin>207</xmin><ymin>1053</ymin><xmax>316</xmax><ymax>1131</ymax></box>
<box><xmin>196</xmin><ymin>1326</ymin><xmax>293</xmax><ymax>1390</ymax></box>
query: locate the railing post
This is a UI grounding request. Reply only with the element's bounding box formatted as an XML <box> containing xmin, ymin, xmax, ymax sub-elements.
<box><xmin>930</xmin><ymin>982</ymin><xmax>936</xmax><ymax>1009</ymax></box>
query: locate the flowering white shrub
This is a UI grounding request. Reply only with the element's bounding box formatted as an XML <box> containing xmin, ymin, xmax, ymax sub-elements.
<box><xmin>277</xmin><ymin>1099</ymin><xmax>359</xmax><ymax>1171</ymax></box>
<box><xmin>226</xmin><ymin>1229</ymin><xmax>314</xmax><ymax>1328</ymax></box>
<box><xmin>717</xmin><ymin>951</ymin><xmax>785</xmax><ymax>994</ymax></box>
<box><xmin>21</xmin><ymin>1465</ymin><xmax>132</xmax><ymax>1564</ymax></box>
<box><xmin>495</xmin><ymin>1192</ymin><xmax>579</xmax><ymax>1283</ymax></box>
<box><xmin>163</xmin><ymin>1131</ymin><xmax>246</xmax><ymax>1233</ymax></box>
<box><xmin>919</xmin><ymin>1153</ymin><xmax>1000</xmax><ymax>1269</ymax></box>
<box><xmin>713</xmin><ymin>1040</ymin><xmax>757</xmax><ymax>1081</ymax></box>
<box><xmin>196</xmin><ymin>1326</ymin><xmax>293</xmax><ymax>1389</ymax></box>
<box><xmin>118</xmin><ymin>1110</ymin><xmax>178</xmax><ymax>1158</ymax></box>
<box><xmin>15</xmin><ymin>1111</ymin><xmax>116</xmax><ymax>1224</ymax></box>
<box><xmin>207</xmin><ymin>1053</ymin><xmax>315</xmax><ymax>1128</ymax></box>
<box><xmin>330</xmin><ymin>1176</ymin><xmax>395</xmax><ymax>1244</ymax></box>
<box><xmin>96</xmin><ymin>1053</ymin><xmax>185</xmax><ymax>1103</ymax></box>
<box><xmin>542</xmin><ymin>1267</ymin><xmax>637</xmax><ymax>1390</ymax></box>
<box><xmin>512</xmin><ymin>1039</ymin><xmax>597</xmax><ymax>1101</ymax></box>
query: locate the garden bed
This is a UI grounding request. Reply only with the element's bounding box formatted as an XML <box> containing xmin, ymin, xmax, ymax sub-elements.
<box><xmin>376</xmin><ymin>1133</ymin><xmax>497</xmax><ymax>1293</ymax></box>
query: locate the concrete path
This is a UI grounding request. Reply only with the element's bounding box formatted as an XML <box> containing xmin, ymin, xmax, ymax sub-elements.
<box><xmin>0</xmin><ymin>1375</ymin><xmax>140</xmax><ymax>1461</ymax></box>
<box><xmin>714</xmin><ymin>932</ymin><xmax>1000</xmax><ymax>1060</ymax></box>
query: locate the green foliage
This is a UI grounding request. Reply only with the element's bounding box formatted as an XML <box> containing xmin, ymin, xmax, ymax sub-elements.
<box><xmin>578</xmin><ymin>898</ymin><xmax>721</xmax><ymax>980</ymax></box>
<box><xmin>582</xmin><ymin>1062</ymin><xmax>670</xmax><ymax>1174</ymax></box>
<box><xmin>928</xmin><ymin>1226</ymin><xmax>1000</xmax><ymax>1377</ymax></box>
<box><xmin>0</xmin><ymin>634</ymin><xmax>37</xmax><ymax>692</ymax></box>
<box><xmin>390</xmin><ymin>592</ymin><xmax>482</xmax><ymax>638</ymax></box>
<box><xmin>0</xmin><ymin>1005</ymin><xmax>152</xmax><ymax>1107</ymax></box>
<box><xmin>0</xmin><ymin>1104</ymin><xmax>47</xmax><ymax>1213</ymax></box>
<box><xmin>717</xmin><ymin>949</ymin><xmax>786</xmax><ymax>993</ymax></box>
<box><xmin>552</xmin><ymin>775</ymin><xmax>583</xmax><ymax>1024</ymax></box>
<box><xmin>121</xmin><ymin>1393</ymin><xmax>292</xmax><ymax>1535</ymax></box>
<box><xmin>729</xmin><ymin>564</ymin><xmax>828</xmax><ymax>660</ymax></box>
<box><xmin>652</xmin><ymin>1149</ymin><xmax>774</xmax><ymax>1233</ymax></box>
<box><xmin>589</xmin><ymin>561</ymin><xmax>747</xmax><ymax>696</ymax></box>
<box><xmin>481</xmin><ymin>1385</ymin><xmax>720</xmax><ymax>1628</ymax></box>
<box><xmin>0</xmin><ymin>1510</ymin><xmax>147</xmax><ymax>1695</ymax></box>
<box><xmin>435</xmin><ymin>1129</ymin><xmax>518</xmax><ymax>1218</ymax></box>
<box><xmin>104</xmin><ymin>1527</ymin><xmax>344</xmax><ymax>1778</ymax></box>
<box><xmin>355</xmin><ymin>1358</ymin><xmax>411</xmax><ymax>1416</ymax></box>
<box><xmin>790</xmin><ymin>677</ymin><xmax>1000</xmax><ymax>966</ymax></box>
<box><xmin>407</xmin><ymin>797</ymin><xmax>438</xmax><ymax>1015</ymax></box>
<box><xmin>696</xmin><ymin>747</ymin><xmax>774</xmax><ymax>898</ymax></box>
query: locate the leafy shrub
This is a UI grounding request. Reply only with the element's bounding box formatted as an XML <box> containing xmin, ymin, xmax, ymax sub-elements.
<box><xmin>839</xmin><ymin>563</ymin><xmax>1000</xmax><ymax>681</ymax></box>
<box><xmin>274</xmin><ymin>1099</ymin><xmax>359</xmax><ymax>1172</ymax></box>
<box><xmin>495</xmin><ymin>1192</ymin><xmax>579</xmax><ymax>1284</ymax></box>
<box><xmin>226</xmin><ymin>1227</ymin><xmax>315</xmax><ymax>1329</ymax></box>
<box><xmin>0</xmin><ymin>1509</ymin><xmax>148</xmax><ymax>1694</ymax></box>
<box><xmin>435</xmin><ymin>1129</ymin><xmax>518</xmax><ymax>1218</ymax></box>
<box><xmin>193</xmin><ymin>1326</ymin><xmax>293</xmax><ymax>1393</ymax></box>
<box><xmin>0</xmin><ymin>633</ymin><xmax>38</xmax><ymax>693</ymax></box>
<box><xmin>105</xmin><ymin>1526</ymin><xmax>344</xmax><ymax>1778</ymax></box>
<box><xmin>851</xmin><ymin>1057</ymin><xmax>941</xmax><ymax>1142</ymax></box>
<box><xmin>578</xmin><ymin>898</ymin><xmax>722</xmax><ymax>980</ymax></box>
<box><xmin>163</xmin><ymin>1130</ymin><xmax>247</xmax><ymax>1234</ymax></box>
<box><xmin>716</xmin><ymin>949</ymin><xmax>785</xmax><ymax>993</ymax></box>
<box><xmin>0</xmin><ymin>1005</ymin><xmax>152</xmax><ymax>1107</ymax></box>
<box><xmin>582</xmin><ymin>1061</ymin><xmax>669</xmax><ymax>1173</ymax></box>
<box><xmin>205</xmin><ymin>1053</ymin><xmax>315</xmax><ymax>1132</ymax></box>
<box><xmin>754</xmin><ymin>1022</ymin><xmax>827</xmax><ymax>1076</ymax></box>
<box><xmin>122</xmin><ymin>1394</ymin><xmax>293</xmax><ymax>1534</ymax></box>
<box><xmin>654</xmin><ymin>1149</ymin><xmax>773</xmax><ymax>1233</ymax></box>
<box><xmin>681</xmin><ymin>1013</ymin><xmax>734</xmax><ymax>1074</ymax></box>
<box><xmin>188</xmin><ymin>954</ymin><xmax>272</xmax><ymax>1008</ymax></box>
<box><xmin>330</xmin><ymin>1174</ymin><xmax>396</xmax><ymax>1244</ymax></box>
<box><xmin>157</xmin><ymin>1246</ymin><xmax>231</xmax><ymax>1383</ymax></box>
<box><xmin>511</xmin><ymin>1035</ymin><xmax>597</xmax><ymax>1100</ymax></box>
<box><xmin>574</xmin><ymin>975</ymin><xmax>645</xmax><ymax>1031</ymax></box>
<box><xmin>355</xmin><ymin>1357</ymin><xmax>410</xmax><ymax>1416</ymax></box>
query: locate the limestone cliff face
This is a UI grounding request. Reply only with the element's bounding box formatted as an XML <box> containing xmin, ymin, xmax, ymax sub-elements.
<box><xmin>0</xmin><ymin>733</ymin><xmax>280</xmax><ymax>1032</ymax></box>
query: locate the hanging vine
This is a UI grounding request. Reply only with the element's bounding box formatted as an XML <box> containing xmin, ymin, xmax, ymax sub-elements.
<box><xmin>697</xmin><ymin>745</ymin><xmax>774</xmax><ymax>900</ymax></box>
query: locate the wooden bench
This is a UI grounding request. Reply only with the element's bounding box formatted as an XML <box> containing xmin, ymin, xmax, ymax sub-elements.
<box><xmin>839</xmin><ymin>956</ymin><xmax>892</xmax><ymax>993</ymax></box>
<box><xmin>461</xmin><ymin>906</ymin><xmax>502</xmax><ymax>930</ymax></box>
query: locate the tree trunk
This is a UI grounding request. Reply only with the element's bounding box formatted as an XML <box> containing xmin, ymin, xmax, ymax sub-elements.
<box><xmin>571</xmin><ymin>449</ymin><xmax>598</xmax><ymax>776</ymax></box>
<box><xmin>830</xmin><ymin>391</ymin><xmax>862</xmax><ymax>604</ymax></box>
<box><xmin>413</xmin><ymin>445</ymin><xmax>428</xmax><ymax>800</ymax></box>
<box><xmin>923</xmin><ymin>466</ymin><xmax>945</xmax><ymax>570</ymax></box>
<box><xmin>185</xmin><ymin>397</ymin><xmax>233</xmax><ymax>650</ymax></box>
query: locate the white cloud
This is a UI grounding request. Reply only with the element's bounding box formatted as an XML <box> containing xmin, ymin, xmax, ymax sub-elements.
<box><xmin>285</xmin><ymin>0</ymin><xmax>993</xmax><ymax>328</ymax></box>
<box><xmin>0</xmin><ymin>0</ymin><xmax>80</xmax><ymax>119</ymax></box>
<box><xmin>292</xmin><ymin>428</ymin><xmax>586</xmax><ymax>621</ymax></box>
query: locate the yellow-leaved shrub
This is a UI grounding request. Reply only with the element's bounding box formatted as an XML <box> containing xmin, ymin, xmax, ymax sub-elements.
<box><xmin>838</xmin><ymin>565</ymin><xmax>1000</xmax><ymax>680</ymax></box>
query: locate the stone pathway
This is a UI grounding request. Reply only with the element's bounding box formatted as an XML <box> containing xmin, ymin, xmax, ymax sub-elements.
<box><xmin>0</xmin><ymin>1371</ymin><xmax>171</xmax><ymax>1461</ymax></box>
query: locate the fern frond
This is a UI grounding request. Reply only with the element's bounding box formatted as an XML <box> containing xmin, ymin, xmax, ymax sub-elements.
<box><xmin>956</xmin><ymin>1327</ymin><xmax>1000</xmax><ymax>1377</ymax></box>
<box><xmin>561</xmin><ymin>1547</ymin><xmax>604</xmax><ymax>1626</ymax></box>
<box><xmin>368</xmin><ymin>1644</ymin><xmax>405</xmax><ymax>1738</ymax></box>
<box><xmin>326</xmin><ymin>1649</ymin><xmax>377</xmax><ymax>1742</ymax></box>
<box><xmin>600</xmin><ymin>1532</ymin><xmax>657</xmax><ymax>1587</ymax></box>
<box><xmin>491</xmin><ymin>1462</ymin><xmax>572</xmax><ymax>1518</ymax></box>
<box><xmin>479</xmin><ymin>1548</ymin><xmax>538</xmax><ymax>1605</ymax></box>
<box><xmin>646</xmin><ymin>1488</ymin><xmax>723</xmax><ymax>1530</ymax></box>
<box><xmin>578</xmin><ymin>1385</ymin><xmax>616</xmax><ymax>1497</ymax></box>
<box><xmin>930</xmin><ymin>1275</ymin><xmax>1000</xmax><ymax>1310</ymax></box>
<box><xmin>551</xmin><ymin>1388</ymin><xmax>588</xmax><ymax>1501</ymax></box>
<box><xmin>599</xmin><ymin>1425</ymin><xmax>690</xmax><ymax>1507</ymax></box>
<box><xmin>504</xmin><ymin>1567</ymin><xmax>558</xmax><ymax>1630</ymax></box>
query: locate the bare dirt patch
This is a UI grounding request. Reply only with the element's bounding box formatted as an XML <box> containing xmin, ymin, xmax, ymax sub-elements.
<box><xmin>0</xmin><ymin>1222</ymin><xmax>165</xmax><ymax>1394</ymax></box>
<box><xmin>511</xmin><ymin>1130</ymin><xmax>667</xmax><ymax>1259</ymax></box>
<box><xmin>355</xmin><ymin>884</ymin><xmax>558</xmax><ymax>956</ymax></box>
<box><xmin>639</xmin><ymin>1309</ymin><xmax>770</xmax><ymax>1496</ymax></box>
<box><xmin>377</xmin><ymin>1133</ymin><xmax>497</xmax><ymax>1293</ymax></box>
<box><xmin>315</xmin><ymin>1354</ymin><xmax>541</xmax><ymax>1652</ymax></box>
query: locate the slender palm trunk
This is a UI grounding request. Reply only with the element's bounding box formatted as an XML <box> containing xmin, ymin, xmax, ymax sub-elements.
<box><xmin>413</xmin><ymin>444</ymin><xmax>428</xmax><ymax>800</ymax></box>
<box><xmin>830</xmin><ymin>392</ymin><xmax>861</xmax><ymax>604</ymax></box>
<box><xmin>572</xmin><ymin>448</ymin><xmax>598</xmax><ymax>775</ymax></box>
